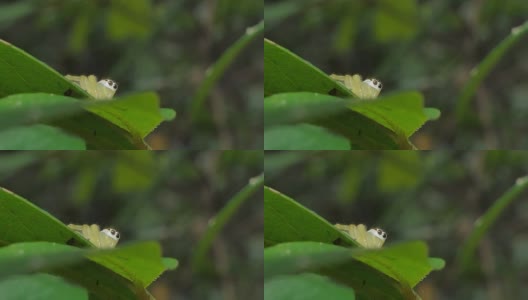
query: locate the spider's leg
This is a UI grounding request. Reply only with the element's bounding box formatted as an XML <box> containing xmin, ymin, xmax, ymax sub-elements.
<box><xmin>330</xmin><ymin>74</ymin><xmax>346</xmax><ymax>83</ymax></box>
<box><xmin>90</xmin><ymin>76</ymin><xmax>104</xmax><ymax>99</ymax></box>
<box><xmin>77</xmin><ymin>75</ymin><xmax>94</xmax><ymax>98</ymax></box>
<box><xmin>65</xmin><ymin>75</ymin><xmax>82</xmax><ymax>85</ymax></box>
<box><xmin>90</xmin><ymin>224</ymin><xmax>102</xmax><ymax>247</ymax></box>
<box><xmin>355</xmin><ymin>224</ymin><xmax>369</xmax><ymax>247</ymax></box>
<box><xmin>81</xmin><ymin>225</ymin><xmax>92</xmax><ymax>242</ymax></box>
<box><xmin>67</xmin><ymin>224</ymin><xmax>84</xmax><ymax>234</ymax></box>
<box><xmin>348</xmin><ymin>224</ymin><xmax>361</xmax><ymax>244</ymax></box>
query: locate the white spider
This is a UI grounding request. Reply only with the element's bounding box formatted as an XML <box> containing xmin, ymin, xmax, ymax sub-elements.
<box><xmin>65</xmin><ymin>75</ymin><xmax>118</xmax><ymax>100</ymax></box>
<box><xmin>68</xmin><ymin>224</ymin><xmax>120</xmax><ymax>249</ymax></box>
<box><xmin>330</xmin><ymin>74</ymin><xmax>382</xmax><ymax>99</ymax></box>
<box><xmin>335</xmin><ymin>223</ymin><xmax>387</xmax><ymax>248</ymax></box>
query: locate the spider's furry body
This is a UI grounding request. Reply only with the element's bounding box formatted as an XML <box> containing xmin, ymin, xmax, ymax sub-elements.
<box><xmin>335</xmin><ymin>223</ymin><xmax>387</xmax><ymax>248</ymax></box>
<box><xmin>65</xmin><ymin>75</ymin><xmax>118</xmax><ymax>100</ymax></box>
<box><xmin>330</xmin><ymin>74</ymin><xmax>382</xmax><ymax>99</ymax></box>
<box><xmin>68</xmin><ymin>224</ymin><xmax>120</xmax><ymax>249</ymax></box>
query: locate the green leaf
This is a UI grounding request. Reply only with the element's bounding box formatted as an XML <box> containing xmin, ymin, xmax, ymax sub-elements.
<box><xmin>162</xmin><ymin>257</ymin><xmax>179</xmax><ymax>270</ymax></box>
<box><xmin>0</xmin><ymin>187</ymin><xmax>178</xmax><ymax>298</ymax></box>
<box><xmin>0</xmin><ymin>93</ymin><xmax>84</xmax><ymax>128</ymax></box>
<box><xmin>0</xmin><ymin>92</ymin><xmax>168</xmax><ymax>149</ymax></box>
<box><xmin>352</xmin><ymin>242</ymin><xmax>433</xmax><ymax>287</ymax></box>
<box><xmin>264</xmin><ymin>91</ymin><xmax>427</xmax><ymax>149</ymax></box>
<box><xmin>428</xmin><ymin>258</ymin><xmax>445</xmax><ymax>271</ymax></box>
<box><xmin>0</xmin><ymin>241</ymin><xmax>168</xmax><ymax>289</ymax></box>
<box><xmin>0</xmin><ymin>40</ymin><xmax>174</xmax><ymax>149</ymax></box>
<box><xmin>56</xmin><ymin>260</ymin><xmax>147</xmax><ymax>300</ymax></box>
<box><xmin>423</xmin><ymin>108</ymin><xmax>441</xmax><ymax>121</ymax></box>
<box><xmin>0</xmin><ymin>187</ymin><xmax>87</xmax><ymax>246</ymax></box>
<box><xmin>0</xmin><ymin>242</ymin><xmax>147</xmax><ymax>299</ymax></box>
<box><xmin>264</xmin><ymin>186</ymin><xmax>358</xmax><ymax>247</ymax></box>
<box><xmin>85</xmin><ymin>92</ymin><xmax>164</xmax><ymax>139</ymax></box>
<box><xmin>51</xmin><ymin>109</ymin><xmax>146</xmax><ymax>150</ymax></box>
<box><xmin>160</xmin><ymin>108</ymin><xmax>177</xmax><ymax>121</ymax></box>
<box><xmin>0</xmin><ymin>93</ymin><xmax>141</xmax><ymax>149</ymax></box>
<box><xmin>264</xmin><ymin>39</ymin><xmax>351</xmax><ymax>97</ymax></box>
<box><xmin>0</xmin><ymin>39</ymin><xmax>90</xmax><ymax>99</ymax></box>
<box><xmin>264</xmin><ymin>39</ymin><xmax>438</xmax><ymax>149</ymax></box>
<box><xmin>265</xmin><ymin>241</ymin><xmax>423</xmax><ymax>300</ymax></box>
<box><xmin>265</xmin><ymin>273</ymin><xmax>356</xmax><ymax>300</ymax></box>
<box><xmin>0</xmin><ymin>242</ymin><xmax>86</xmax><ymax>278</ymax></box>
<box><xmin>0</xmin><ymin>273</ymin><xmax>88</xmax><ymax>300</ymax></box>
<box><xmin>264</xmin><ymin>186</ymin><xmax>445</xmax><ymax>299</ymax></box>
<box><xmin>0</xmin><ymin>125</ymin><xmax>85</xmax><ymax>150</ymax></box>
<box><xmin>349</xmin><ymin>92</ymin><xmax>426</xmax><ymax>138</ymax></box>
<box><xmin>264</xmin><ymin>124</ymin><xmax>350</xmax><ymax>150</ymax></box>
<box><xmin>87</xmin><ymin>242</ymin><xmax>166</xmax><ymax>288</ymax></box>
<box><xmin>264</xmin><ymin>92</ymin><xmax>349</xmax><ymax>127</ymax></box>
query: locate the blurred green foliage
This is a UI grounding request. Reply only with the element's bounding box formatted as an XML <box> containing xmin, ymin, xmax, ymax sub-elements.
<box><xmin>0</xmin><ymin>151</ymin><xmax>263</xmax><ymax>300</ymax></box>
<box><xmin>0</xmin><ymin>0</ymin><xmax>263</xmax><ymax>149</ymax></box>
<box><xmin>263</xmin><ymin>37</ymin><xmax>436</xmax><ymax>150</ymax></box>
<box><xmin>265</xmin><ymin>0</ymin><xmax>528</xmax><ymax>149</ymax></box>
<box><xmin>265</xmin><ymin>151</ymin><xmax>528</xmax><ymax>299</ymax></box>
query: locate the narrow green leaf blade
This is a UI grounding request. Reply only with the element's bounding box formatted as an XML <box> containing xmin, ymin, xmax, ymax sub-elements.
<box><xmin>192</xmin><ymin>20</ymin><xmax>264</xmax><ymax>120</ymax></box>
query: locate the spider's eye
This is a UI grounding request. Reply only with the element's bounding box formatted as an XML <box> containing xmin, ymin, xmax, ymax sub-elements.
<box><xmin>109</xmin><ymin>229</ymin><xmax>119</xmax><ymax>239</ymax></box>
<box><xmin>369</xmin><ymin>228</ymin><xmax>387</xmax><ymax>240</ymax></box>
<box><xmin>98</xmin><ymin>79</ymin><xmax>118</xmax><ymax>91</ymax></box>
<box><xmin>371</xmin><ymin>79</ymin><xmax>382</xmax><ymax>89</ymax></box>
<box><xmin>363</xmin><ymin>78</ymin><xmax>383</xmax><ymax>91</ymax></box>
<box><xmin>102</xmin><ymin>228</ymin><xmax>120</xmax><ymax>240</ymax></box>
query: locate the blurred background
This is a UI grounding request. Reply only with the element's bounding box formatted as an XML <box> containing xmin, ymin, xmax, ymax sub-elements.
<box><xmin>265</xmin><ymin>151</ymin><xmax>528</xmax><ymax>300</ymax></box>
<box><xmin>0</xmin><ymin>0</ymin><xmax>263</xmax><ymax>149</ymax></box>
<box><xmin>265</xmin><ymin>0</ymin><xmax>528</xmax><ymax>149</ymax></box>
<box><xmin>0</xmin><ymin>151</ymin><xmax>263</xmax><ymax>300</ymax></box>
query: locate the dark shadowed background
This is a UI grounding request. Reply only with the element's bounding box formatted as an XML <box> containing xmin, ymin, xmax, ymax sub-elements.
<box><xmin>265</xmin><ymin>150</ymin><xmax>528</xmax><ymax>299</ymax></box>
<box><xmin>0</xmin><ymin>0</ymin><xmax>263</xmax><ymax>149</ymax></box>
<box><xmin>265</xmin><ymin>0</ymin><xmax>528</xmax><ymax>149</ymax></box>
<box><xmin>0</xmin><ymin>150</ymin><xmax>263</xmax><ymax>300</ymax></box>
